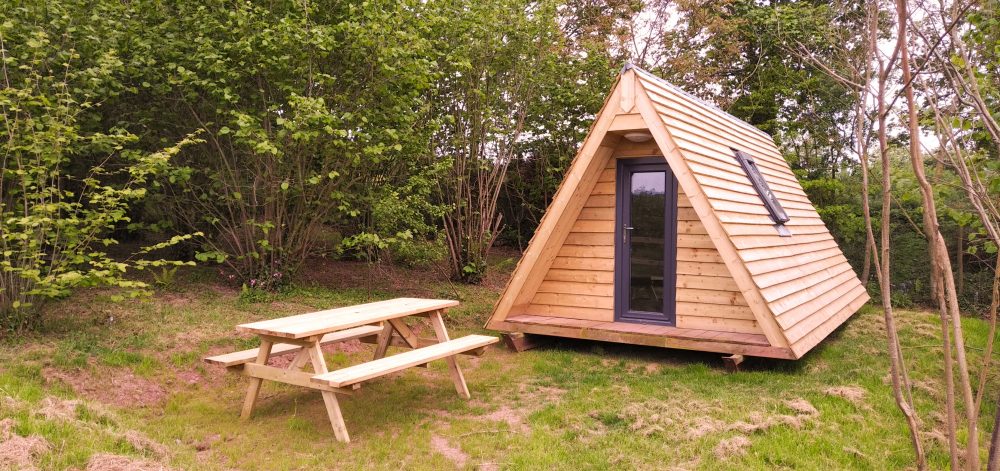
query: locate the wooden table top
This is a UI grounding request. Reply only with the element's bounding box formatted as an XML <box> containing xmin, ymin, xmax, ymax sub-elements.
<box><xmin>236</xmin><ymin>297</ymin><xmax>459</xmax><ymax>339</ymax></box>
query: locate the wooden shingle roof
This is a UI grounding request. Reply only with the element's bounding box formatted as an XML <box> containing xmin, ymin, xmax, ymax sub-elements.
<box><xmin>631</xmin><ymin>67</ymin><xmax>869</xmax><ymax>357</ymax></box>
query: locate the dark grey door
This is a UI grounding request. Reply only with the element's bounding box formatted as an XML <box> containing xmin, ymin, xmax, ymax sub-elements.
<box><xmin>614</xmin><ymin>157</ymin><xmax>678</xmax><ymax>325</ymax></box>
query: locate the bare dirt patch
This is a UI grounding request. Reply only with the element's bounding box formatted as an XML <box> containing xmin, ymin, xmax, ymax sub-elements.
<box><xmin>479</xmin><ymin>405</ymin><xmax>530</xmax><ymax>434</ymax></box>
<box><xmin>44</xmin><ymin>367</ymin><xmax>167</xmax><ymax>408</ymax></box>
<box><xmin>431</xmin><ymin>383</ymin><xmax>566</xmax><ymax>435</ymax></box>
<box><xmin>714</xmin><ymin>435</ymin><xmax>751</xmax><ymax>459</ymax></box>
<box><xmin>174</xmin><ymin>370</ymin><xmax>203</xmax><ymax>386</ymax></box>
<box><xmin>824</xmin><ymin>386</ymin><xmax>866</xmax><ymax>405</ymax></box>
<box><xmin>193</xmin><ymin>433</ymin><xmax>222</xmax><ymax>452</ymax></box>
<box><xmin>299</xmin><ymin>258</ymin><xmax>446</xmax><ymax>297</ymax></box>
<box><xmin>477</xmin><ymin>461</ymin><xmax>500</xmax><ymax>471</ymax></box>
<box><xmin>158</xmin><ymin>293</ymin><xmax>193</xmax><ymax>308</ymax></box>
<box><xmin>517</xmin><ymin>383</ymin><xmax>567</xmax><ymax>403</ymax></box>
<box><xmin>323</xmin><ymin>338</ymin><xmax>369</xmax><ymax>355</ymax></box>
<box><xmin>0</xmin><ymin>418</ymin><xmax>50</xmax><ymax>471</ymax></box>
<box><xmin>430</xmin><ymin>434</ymin><xmax>469</xmax><ymax>468</ymax></box>
<box><xmin>85</xmin><ymin>453</ymin><xmax>174</xmax><ymax>471</ymax></box>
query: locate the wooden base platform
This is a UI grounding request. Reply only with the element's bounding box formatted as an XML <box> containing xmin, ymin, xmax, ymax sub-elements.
<box><xmin>492</xmin><ymin>314</ymin><xmax>795</xmax><ymax>359</ymax></box>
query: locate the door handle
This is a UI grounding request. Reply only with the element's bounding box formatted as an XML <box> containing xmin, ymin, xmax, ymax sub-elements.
<box><xmin>623</xmin><ymin>225</ymin><xmax>634</xmax><ymax>243</ymax></box>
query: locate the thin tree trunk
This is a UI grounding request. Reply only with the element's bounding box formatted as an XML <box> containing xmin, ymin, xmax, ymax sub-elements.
<box><xmin>990</xmin><ymin>399</ymin><xmax>1000</xmax><ymax>471</ymax></box>
<box><xmin>957</xmin><ymin>226</ymin><xmax>964</xmax><ymax>297</ymax></box>
<box><xmin>896</xmin><ymin>1</ymin><xmax>977</xmax><ymax>467</ymax></box>
<box><xmin>862</xmin><ymin>236</ymin><xmax>872</xmax><ymax>286</ymax></box>
<box><xmin>877</xmin><ymin>21</ymin><xmax>927</xmax><ymax>464</ymax></box>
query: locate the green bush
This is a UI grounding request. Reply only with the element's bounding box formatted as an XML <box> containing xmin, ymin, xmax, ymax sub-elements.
<box><xmin>389</xmin><ymin>237</ymin><xmax>447</xmax><ymax>268</ymax></box>
<box><xmin>0</xmin><ymin>16</ymin><xmax>195</xmax><ymax>331</ymax></box>
<box><xmin>120</xmin><ymin>1</ymin><xmax>445</xmax><ymax>288</ymax></box>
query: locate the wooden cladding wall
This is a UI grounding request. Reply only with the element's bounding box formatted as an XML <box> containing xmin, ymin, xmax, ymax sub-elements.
<box><xmin>525</xmin><ymin>145</ymin><xmax>763</xmax><ymax>336</ymax></box>
<box><xmin>634</xmin><ymin>70</ymin><xmax>868</xmax><ymax>355</ymax></box>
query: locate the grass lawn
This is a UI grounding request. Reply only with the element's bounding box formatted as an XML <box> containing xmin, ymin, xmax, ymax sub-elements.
<box><xmin>1</xmin><ymin>257</ymin><xmax>998</xmax><ymax>470</ymax></box>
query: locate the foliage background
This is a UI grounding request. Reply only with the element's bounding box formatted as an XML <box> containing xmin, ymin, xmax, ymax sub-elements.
<box><xmin>2</xmin><ymin>0</ymin><xmax>998</xmax><ymax>327</ymax></box>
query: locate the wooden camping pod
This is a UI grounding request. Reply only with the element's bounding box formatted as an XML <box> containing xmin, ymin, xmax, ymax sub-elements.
<box><xmin>486</xmin><ymin>65</ymin><xmax>869</xmax><ymax>360</ymax></box>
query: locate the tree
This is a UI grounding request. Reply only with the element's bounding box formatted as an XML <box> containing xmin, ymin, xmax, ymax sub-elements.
<box><xmin>0</xmin><ymin>8</ymin><xmax>194</xmax><ymax>330</ymax></box>
<box><xmin>109</xmin><ymin>0</ymin><xmax>443</xmax><ymax>288</ymax></box>
<box><xmin>428</xmin><ymin>0</ymin><xmax>587</xmax><ymax>283</ymax></box>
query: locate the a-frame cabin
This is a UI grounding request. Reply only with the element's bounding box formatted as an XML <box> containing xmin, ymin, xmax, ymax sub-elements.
<box><xmin>486</xmin><ymin>65</ymin><xmax>869</xmax><ymax>360</ymax></box>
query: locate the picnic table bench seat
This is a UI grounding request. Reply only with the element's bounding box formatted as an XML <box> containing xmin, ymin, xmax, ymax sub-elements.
<box><xmin>204</xmin><ymin>297</ymin><xmax>497</xmax><ymax>443</ymax></box>
<box><xmin>312</xmin><ymin>334</ymin><xmax>498</xmax><ymax>387</ymax></box>
<box><xmin>204</xmin><ymin>324</ymin><xmax>384</xmax><ymax>368</ymax></box>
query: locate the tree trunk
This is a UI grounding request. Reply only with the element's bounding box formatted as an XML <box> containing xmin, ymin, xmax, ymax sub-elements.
<box><xmin>877</xmin><ymin>10</ymin><xmax>926</xmax><ymax>463</ymax></box>
<box><xmin>897</xmin><ymin>1</ymin><xmax>977</xmax><ymax>467</ymax></box>
<box><xmin>957</xmin><ymin>225</ymin><xmax>964</xmax><ymax>297</ymax></box>
<box><xmin>990</xmin><ymin>398</ymin><xmax>1000</xmax><ymax>471</ymax></box>
<box><xmin>862</xmin><ymin>236</ymin><xmax>872</xmax><ymax>286</ymax></box>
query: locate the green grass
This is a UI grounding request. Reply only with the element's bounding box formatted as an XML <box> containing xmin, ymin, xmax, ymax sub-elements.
<box><xmin>1</xmin><ymin>260</ymin><xmax>998</xmax><ymax>470</ymax></box>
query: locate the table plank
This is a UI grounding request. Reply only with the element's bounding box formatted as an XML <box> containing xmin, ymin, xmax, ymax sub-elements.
<box><xmin>204</xmin><ymin>325</ymin><xmax>384</xmax><ymax>367</ymax></box>
<box><xmin>237</xmin><ymin>297</ymin><xmax>459</xmax><ymax>339</ymax></box>
<box><xmin>311</xmin><ymin>335</ymin><xmax>499</xmax><ymax>387</ymax></box>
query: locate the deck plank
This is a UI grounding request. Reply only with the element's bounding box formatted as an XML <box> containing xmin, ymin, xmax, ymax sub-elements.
<box><xmin>505</xmin><ymin>315</ymin><xmax>771</xmax><ymax>347</ymax></box>
<box><xmin>501</xmin><ymin>315</ymin><xmax>790</xmax><ymax>359</ymax></box>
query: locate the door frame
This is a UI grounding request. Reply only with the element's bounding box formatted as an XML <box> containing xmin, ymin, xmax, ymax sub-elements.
<box><xmin>613</xmin><ymin>156</ymin><xmax>678</xmax><ymax>326</ymax></box>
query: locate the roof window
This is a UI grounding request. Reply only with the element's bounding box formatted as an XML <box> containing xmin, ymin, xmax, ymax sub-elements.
<box><xmin>732</xmin><ymin>148</ymin><xmax>790</xmax><ymax>226</ymax></box>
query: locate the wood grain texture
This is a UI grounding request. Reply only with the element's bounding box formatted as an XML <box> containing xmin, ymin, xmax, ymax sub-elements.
<box><xmin>525</xmin><ymin>151</ymin><xmax>759</xmax><ymax>333</ymax></box>
<box><xmin>636</xmin><ymin>69</ymin><xmax>868</xmax><ymax>357</ymax></box>
<box><xmin>498</xmin><ymin>316</ymin><xmax>795</xmax><ymax>359</ymax></box>
<box><xmin>488</xmin><ymin>67</ymin><xmax>868</xmax><ymax>359</ymax></box>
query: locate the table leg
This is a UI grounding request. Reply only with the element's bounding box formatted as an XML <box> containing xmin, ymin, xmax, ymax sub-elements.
<box><xmin>241</xmin><ymin>339</ymin><xmax>274</xmax><ymax>419</ymax></box>
<box><xmin>307</xmin><ymin>341</ymin><xmax>351</xmax><ymax>443</ymax></box>
<box><xmin>288</xmin><ymin>348</ymin><xmax>311</xmax><ymax>371</ymax></box>
<box><xmin>387</xmin><ymin>318</ymin><xmax>419</xmax><ymax>348</ymax></box>
<box><xmin>373</xmin><ymin>321</ymin><xmax>393</xmax><ymax>360</ymax></box>
<box><xmin>387</xmin><ymin>318</ymin><xmax>429</xmax><ymax>367</ymax></box>
<box><xmin>428</xmin><ymin>310</ymin><xmax>470</xmax><ymax>399</ymax></box>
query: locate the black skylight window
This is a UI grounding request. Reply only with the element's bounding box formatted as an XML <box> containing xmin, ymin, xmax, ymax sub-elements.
<box><xmin>732</xmin><ymin>149</ymin><xmax>790</xmax><ymax>225</ymax></box>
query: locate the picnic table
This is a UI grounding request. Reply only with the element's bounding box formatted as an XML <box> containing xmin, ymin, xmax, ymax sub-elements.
<box><xmin>204</xmin><ymin>297</ymin><xmax>498</xmax><ymax>443</ymax></box>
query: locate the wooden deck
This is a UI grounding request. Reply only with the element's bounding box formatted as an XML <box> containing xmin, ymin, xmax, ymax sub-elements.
<box><xmin>497</xmin><ymin>314</ymin><xmax>796</xmax><ymax>359</ymax></box>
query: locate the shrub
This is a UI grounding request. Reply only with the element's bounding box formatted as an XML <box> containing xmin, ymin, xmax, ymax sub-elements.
<box><xmin>0</xmin><ymin>21</ymin><xmax>195</xmax><ymax>330</ymax></box>
<box><xmin>122</xmin><ymin>1</ymin><xmax>443</xmax><ymax>288</ymax></box>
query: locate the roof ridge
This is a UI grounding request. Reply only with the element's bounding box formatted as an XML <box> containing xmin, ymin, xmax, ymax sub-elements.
<box><xmin>623</xmin><ymin>63</ymin><xmax>773</xmax><ymax>141</ymax></box>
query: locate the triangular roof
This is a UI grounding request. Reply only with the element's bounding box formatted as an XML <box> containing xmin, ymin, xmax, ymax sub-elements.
<box><xmin>487</xmin><ymin>66</ymin><xmax>869</xmax><ymax>359</ymax></box>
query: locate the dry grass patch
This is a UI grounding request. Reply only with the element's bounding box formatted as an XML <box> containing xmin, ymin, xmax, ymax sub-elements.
<box><xmin>43</xmin><ymin>367</ymin><xmax>167</xmax><ymax>408</ymax></box>
<box><xmin>714</xmin><ymin>435</ymin><xmax>751</xmax><ymax>459</ymax></box>
<box><xmin>84</xmin><ymin>453</ymin><xmax>174</xmax><ymax>471</ymax></box>
<box><xmin>36</xmin><ymin>396</ymin><xmax>81</xmax><ymax>421</ymax></box>
<box><xmin>824</xmin><ymin>386</ymin><xmax>866</xmax><ymax>405</ymax></box>
<box><xmin>0</xmin><ymin>418</ymin><xmax>50</xmax><ymax>471</ymax></box>
<box><xmin>785</xmin><ymin>398</ymin><xmax>818</xmax><ymax>416</ymax></box>
<box><xmin>123</xmin><ymin>430</ymin><xmax>169</xmax><ymax>459</ymax></box>
<box><xmin>617</xmin><ymin>395</ymin><xmax>820</xmax><ymax>441</ymax></box>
